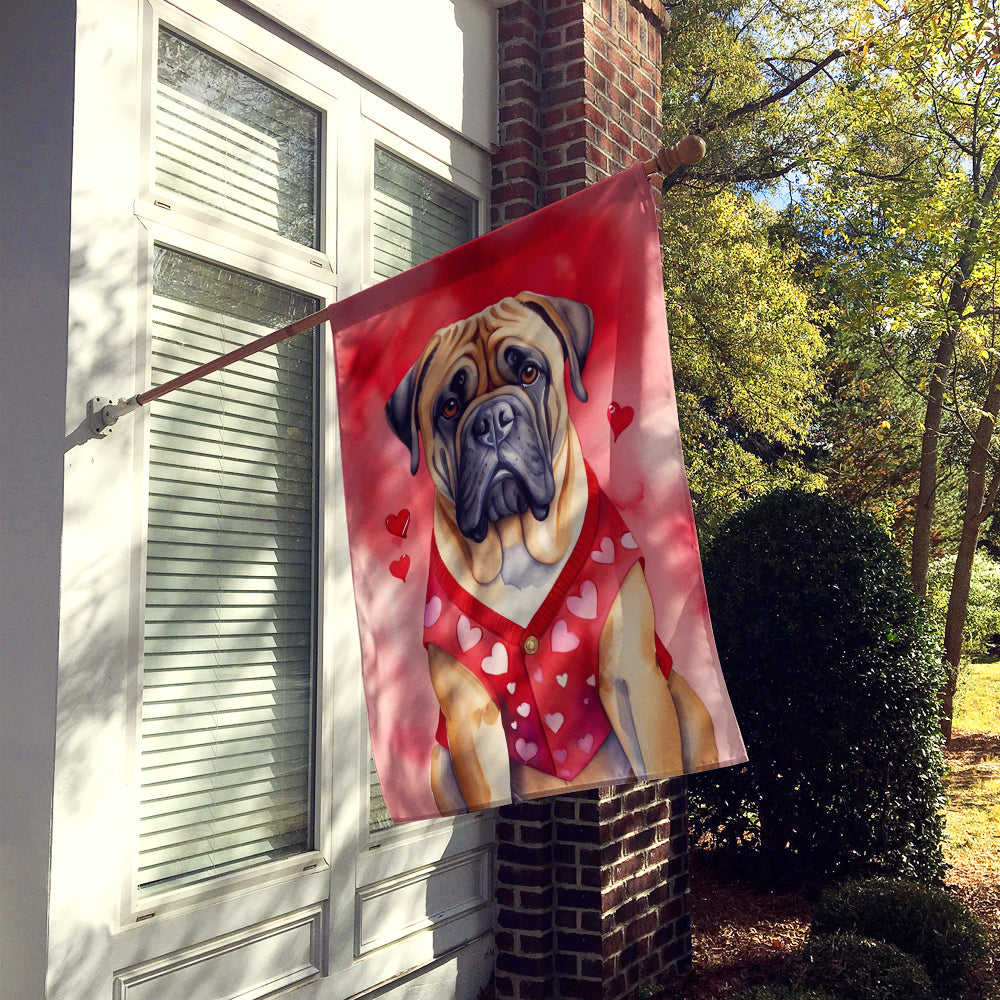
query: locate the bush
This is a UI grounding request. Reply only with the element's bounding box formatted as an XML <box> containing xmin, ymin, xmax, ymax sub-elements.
<box><xmin>792</xmin><ymin>933</ymin><xmax>934</xmax><ymax>1000</ymax></box>
<box><xmin>811</xmin><ymin>878</ymin><xmax>988</xmax><ymax>998</ymax></box>
<box><xmin>692</xmin><ymin>489</ymin><xmax>946</xmax><ymax>882</ymax></box>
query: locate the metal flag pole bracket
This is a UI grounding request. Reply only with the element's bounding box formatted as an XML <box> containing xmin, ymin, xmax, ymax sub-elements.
<box><xmin>85</xmin><ymin>135</ymin><xmax>704</xmax><ymax>440</ymax></box>
<box><xmin>88</xmin><ymin>395</ymin><xmax>142</xmax><ymax>438</ymax></box>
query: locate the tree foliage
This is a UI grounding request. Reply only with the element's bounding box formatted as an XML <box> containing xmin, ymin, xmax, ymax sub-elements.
<box><xmin>660</xmin><ymin>1</ymin><xmax>834</xmax><ymax>538</ymax></box>
<box><xmin>661</xmin><ymin>0</ymin><xmax>1000</xmax><ymax>736</ymax></box>
<box><xmin>663</xmin><ymin>189</ymin><xmax>825</xmax><ymax>536</ymax></box>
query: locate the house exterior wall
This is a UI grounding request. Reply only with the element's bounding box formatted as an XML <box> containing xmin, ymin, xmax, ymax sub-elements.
<box><xmin>0</xmin><ymin>1</ymin><xmax>693</xmax><ymax>998</ymax></box>
<box><xmin>0</xmin><ymin>1</ymin><xmax>76</xmax><ymax>995</ymax></box>
<box><xmin>2</xmin><ymin>2</ymin><xmax>498</xmax><ymax>998</ymax></box>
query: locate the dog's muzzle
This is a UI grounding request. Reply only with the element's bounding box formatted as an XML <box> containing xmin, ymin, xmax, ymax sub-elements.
<box><xmin>454</xmin><ymin>392</ymin><xmax>555</xmax><ymax>543</ymax></box>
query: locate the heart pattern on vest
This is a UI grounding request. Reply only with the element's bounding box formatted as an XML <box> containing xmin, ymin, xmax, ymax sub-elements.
<box><xmin>457</xmin><ymin>614</ymin><xmax>482</xmax><ymax>652</ymax></box>
<box><xmin>481</xmin><ymin>642</ymin><xmax>508</xmax><ymax>675</ymax></box>
<box><xmin>567</xmin><ymin>580</ymin><xmax>597</xmax><ymax>619</ymax></box>
<box><xmin>551</xmin><ymin>619</ymin><xmax>579</xmax><ymax>653</ymax></box>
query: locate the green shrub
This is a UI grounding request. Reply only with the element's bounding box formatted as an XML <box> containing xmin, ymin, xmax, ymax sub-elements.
<box><xmin>692</xmin><ymin>489</ymin><xmax>946</xmax><ymax>882</ymax></box>
<box><xmin>792</xmin><ymin>933</ymin><xmax>934</xmax><ymax>1000</ymax></box>
<box><xmin>811</xmin><ymin>878</ymin><xmax>988</xmax><ymax>998</ymax></box>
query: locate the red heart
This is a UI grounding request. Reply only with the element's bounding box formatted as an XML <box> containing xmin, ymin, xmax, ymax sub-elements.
<box><xmin>608</xmin><ymin>402</ymin><xmax>634</xmax><ymax>441</ymax></box>
<box><xmin>389</xmin><ymin>554</ymin><xmax>410</xmax><ymax>581</ymax></box>
<box><xmin>385</xmin><ymin>508</ymin><xmax>410</xmax><ymax>538</ymax></box>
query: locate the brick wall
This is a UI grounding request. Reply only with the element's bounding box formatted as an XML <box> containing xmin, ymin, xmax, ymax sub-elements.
<box><xmin>494</xmin><ymin>782</ymin><xmax>691</xmax><ymax>1000</ymax></box>
<box><xmin>492</xmin><ymin>0</ymin><xmax>667</xmax><ymax>227</ymax></box>
<box><xmin>490</xmin><ymin>5</ymin><xmax>692</xmax><ymax>998</ymax></box>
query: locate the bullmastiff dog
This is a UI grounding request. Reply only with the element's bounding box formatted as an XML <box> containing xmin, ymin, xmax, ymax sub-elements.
<box><xmin>386</xmin><ymin>292</ymin><xmax>718</xmax><ymax>813</ymax></box>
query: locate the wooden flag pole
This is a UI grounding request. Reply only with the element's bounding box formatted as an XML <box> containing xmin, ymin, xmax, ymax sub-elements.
<box><xmin>88</xmin><ymin>136</ymin><xmax>706</xmax><ymax>437</ymax></box>
<box><xmin>642</xmin><ymin>134</ymin><xmax>706</xmax><ymax>176</ymax></box>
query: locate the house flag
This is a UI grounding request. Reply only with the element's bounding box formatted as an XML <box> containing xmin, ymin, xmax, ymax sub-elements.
<box><xmin>330</xmin><ymin>164</ymin><xmax>746</xmax><ymax>822</ymax></box>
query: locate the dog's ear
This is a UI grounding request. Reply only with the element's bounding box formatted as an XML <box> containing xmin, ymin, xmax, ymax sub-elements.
<box><xmin>516</xmin><ymin>292</ymin><xmax>593</xmax><ymax>402</ymax></box>
<box><xmin>386</xmin><ymin>353</ymin><xmax>429</xmax><ymax>475</ymax></box>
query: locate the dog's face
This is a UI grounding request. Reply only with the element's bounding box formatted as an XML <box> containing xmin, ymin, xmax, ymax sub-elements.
<box><xmin>386</xmin><ymin>293</ymin><xmax>593</xmax><ymax>545</ymax></box>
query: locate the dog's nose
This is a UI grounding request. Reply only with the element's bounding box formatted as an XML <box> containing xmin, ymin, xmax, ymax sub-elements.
<box><xmin>473</xmin><ymin>400</ymin><xmax>515</xmax><ymax>449</ymax></box>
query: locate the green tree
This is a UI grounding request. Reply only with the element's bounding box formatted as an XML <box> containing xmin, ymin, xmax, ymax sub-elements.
<box><xmin>659</xmin><ymin>1</ymin><xmax>844</xmax><ymax>537</ymax></box>
<box><xmin>663</xmin><ymin>189</ymin><xmax>825</xmax><ymax>537</ymax></box>
<box><xmin>801</xmin><ymin>0</ymin><xmax>1000</xmax><ymax>735</ymax></box>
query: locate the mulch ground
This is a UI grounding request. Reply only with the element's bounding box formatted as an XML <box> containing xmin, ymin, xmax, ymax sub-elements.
<box><xmin>669</xmin><ymin>734</ymin><xmax>1000</xmax><ymax>999</ymax></box>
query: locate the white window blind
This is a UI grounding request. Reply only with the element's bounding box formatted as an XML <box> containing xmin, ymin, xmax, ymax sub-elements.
<box><xmin>368</xmin><ymin>147</ymin><xmax>477</xmax><ymax>832</ymax></box>
<box><xmin>372</xmin><ymin>146</ymin><xmax>477</xmax><ymax>279</ymax></box>
<box><xmin>138</xmin><ymin>248</ymin><xmax>319</xmax><ymax>896</ymax></box>
<box><xmin>156</xmin><ymin>27</ymin><xmax>320</xmax><ymax>248</ymax></box>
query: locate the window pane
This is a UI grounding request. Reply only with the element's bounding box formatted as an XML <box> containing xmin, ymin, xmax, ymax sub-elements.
<box><xmin>139</xmin><ymin>247</ymin><xmax>318</xmax><ymax>895</ymax></box>
<box><xmin>372</xmin><ymin>146</ymin><xmax>477</xmax><ymax>279</ymax></box>
<box><xmin>369</xmin><ymin>149</ymin><xmax>478</xmax><ymax>831</ymax></box>
<box><xmin>156</xmin><ymin>28</ymin><xmax>320</xmax><ymax>248</ymax></box>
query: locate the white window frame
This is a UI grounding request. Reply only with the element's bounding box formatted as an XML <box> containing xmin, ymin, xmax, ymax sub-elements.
<box><xmin>123</xmin><ymin>0</ymin><xmax>339</xmax><ymax>929</ymax></box>
<box><xmin>111</xmin><ymin>0</ymin><xmax>495</xmax><ymax>992</ymax></box>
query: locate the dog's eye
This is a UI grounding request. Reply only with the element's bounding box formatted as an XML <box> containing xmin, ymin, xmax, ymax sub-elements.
<box><xmin>442</xmin><ymin>397</ymin><xmax>460</xmax><ymax>419</ymax></box>
<box><xmin>520</xmin><ymin>364</ymin><xmax>539</xmax><ymax>386</ymax></box>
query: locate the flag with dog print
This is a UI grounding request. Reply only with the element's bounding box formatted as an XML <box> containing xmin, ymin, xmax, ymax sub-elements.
<box><xmin>330</xmin><ymin>164</ymin><xmax>746</xmax><ymax>822</ymax></box>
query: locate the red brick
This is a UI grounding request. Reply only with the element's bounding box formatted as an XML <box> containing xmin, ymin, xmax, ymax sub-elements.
<box><xmin>502</xmin><ymin>120</ymin><xmax>543</xmax><ymax>145</ymax></box>
<box><xmin>542</xmin><ymin>38</ymin><xmax>586</xmax><ymax>68</ymax></box>
<box><xmin>503</xmin><ymin>79</ymin><xmax>541</xmax><ymax>104</ymax></box>
<box><xmin>546</xmin><ymin>163</ymin><xmax>589</xmax><ymax>186</ymax></box>
<box><xmin>560</xmin><ymin>979</ymin><xmax>604</xmax><ymax>1000</ymax></box>
<box><xmin>502</xmin><ymin>40</ymin><xmax>538</xmax><ymax>63</ymax></box>
<box><xmin>499</xmin><ymin>100</ymin><xmax>540</xmax><ymax>124</ymax></box>
<box><xmin>548</xmin><ymin>3</ymin><xmax>588</xmax><ymax>28</ymax></box>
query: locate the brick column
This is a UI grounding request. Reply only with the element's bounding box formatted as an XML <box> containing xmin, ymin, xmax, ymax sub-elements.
<box><xmin>491</xmin><ymin>3</ymin><xmax>692</xmax><ymax>998</ymax></box>
<box><xmin>493</xmin><ymin>0</ymin><xmax>667</xmax><ymax>225</ymax></box>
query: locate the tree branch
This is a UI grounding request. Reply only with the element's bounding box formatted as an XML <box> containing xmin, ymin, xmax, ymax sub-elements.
<box><xmin>702</xmin><ymin>49</ymin><xmax>847</xmax><ymax>133</ymax></box>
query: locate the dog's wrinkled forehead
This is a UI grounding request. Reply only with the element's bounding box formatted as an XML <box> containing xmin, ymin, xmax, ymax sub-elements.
<box><xmin>385</xmin><ymin>292</ymin><xmax>594</xmax><ymax>475</ymax></box>
<box><xmin>423</xmin><ymin>297</ymin><xmax>557</xmax><ymax>380</ymax></box>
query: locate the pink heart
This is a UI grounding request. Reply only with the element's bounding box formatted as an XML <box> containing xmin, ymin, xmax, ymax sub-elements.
<box><xmin>482</xmin><ymin>642</ymin><xmax>508</xmax><ymax>675</ymax></box>
<box><xmin>545</xmin><ymin>712</ymin><xmax>564</xmax><ymax>733</ymax></box>
<box><xmin>515</xmin><ymin>738</ymin><xmax>538</xmax><ymax>761</ymax></box>
<box><xmin>457</xmin><ymin>614</ymin><xmax>483</xmax><ymax>652</ymax></box>
<box><xmin>621</xmin><ymin>531</ymin><xmax>638</xmax><ymax>549</ymax></box>
<box><xmin>553</xmin><ymin>748</ymin><xmax>568</xmax><ymax>764</ymax></box>
<box><xmin>506</xmin><ymin>681</ymin><xmax>516</xmax><ymax>694</ymax></box>
<box><xmin>567</xmin><ymin>580</ymin><xmax>597</xmax><ymax>620</ymax></box>
<box><xmin>608</xmin><ymin>402</ymin><xmax>634</xmax><ymax>441</ymax></box>
<box><xmin>591</xmin><ymin>536</ymin><xmax>614</xmax><ymax>563</ymax></box>
<box><xmin>516</xmin><ymin>702</ymin><xmax>531</xmax><ymax>718</ymax></box>
<box><xmin>532</xmin><ymin>667</ymin><xmax>544</xmax><ymax>683</ymax></box>
<box><xmin>578</xmin><ymin>733</ymin><xmax>594</xmax><ymax>755</ymax></box>
<box><xmin>586</xmin><ymin>674</ymin><xmax>596</xmax><ymax>687</ymax></box>
<box><xmin>424</xmin><ymin>595</ymin><xmax>442</xmax><ymax>627</ymax></box>
<box><xmin>389</xmin><ymin>554</ymin><xmax>410</xmax><ymax>581</ymax></box>
<box><xmin>556</xmin><ymin>673</ymin><xmax>568</xmax><ymax>688</ymax></box>
<box><xmin>385</xmin><ymin>508</ymin><xmax>410</xmax><ymax>538</ymax></box>
<box><xmin>559</xmin><ymin>768</ymin><xmax>573</xmax><ymax>779</ymax></box>
<box><xmin>552</xmin><ymin>619</ymin><xmax>580</xmax><ymax>653</ymax></box>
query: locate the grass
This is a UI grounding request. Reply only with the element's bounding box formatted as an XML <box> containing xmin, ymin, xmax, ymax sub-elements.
<box><xmin>955</xmin><ymin>658</ymin><xmax>1000</xmax><ymax>734</ymax></box>
<box><xmin>943</xmin><ymin>658</ymin><xmax>1000</xmax><ymax>1000</ymax></box>
<box><xmin>946</xmin><ymin>659</ymin><xmax>1000</xmax><ymax>868</ymax></box>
